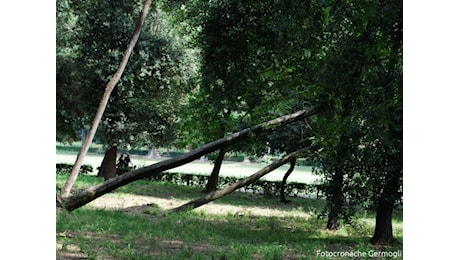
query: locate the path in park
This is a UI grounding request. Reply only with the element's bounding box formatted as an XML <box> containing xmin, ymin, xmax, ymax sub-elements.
<box><xmin>56</xmin><ymin>153</ymin><xmax>320</xmax><ymax>184</ymax></box>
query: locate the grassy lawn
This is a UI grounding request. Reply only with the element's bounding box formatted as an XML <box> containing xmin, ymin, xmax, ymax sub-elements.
<box><xmin>56</xmin><ymin>175</ymin><xmax>403</xmax><ymax>259</ymax></box>
<box><xmin>56</xmin><ymin>149</ymin><xmax>320</xmax><ymax>184</ymax></box>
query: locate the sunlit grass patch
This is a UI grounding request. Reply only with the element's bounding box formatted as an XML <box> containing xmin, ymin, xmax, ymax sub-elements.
<box><xmin>57</xmin><ymin>175</ymin><xmax>402</xmax><ymax>259</ymax></box>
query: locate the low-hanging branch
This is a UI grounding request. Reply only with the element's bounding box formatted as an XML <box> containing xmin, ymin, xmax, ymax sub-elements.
<box><xmin>171</xmin><ymin>145</ymin><xmax>319</xmax><ymax>212</ymax></box>
<box><xmin>62</xmin><ymin>106</ymin><xmax>320</xmax><ymax>212</ymax></box>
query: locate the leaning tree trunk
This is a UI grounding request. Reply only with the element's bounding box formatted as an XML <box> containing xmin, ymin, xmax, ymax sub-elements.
<box><xmin>59</xmin><ymin>0</ymin><xmax>153</xmax><ymax>199</ymax></box>
<box><xmin>172</xmin><ymin>146</ymin><xmax>318</xmax><ymax>212</ymax></box>
<box><xmin>280</xmin><ymin>159</ymin><xmax>296</xmax><ymax>204</ymax></box>
<box><xmin>204</xmin><ymin>148</ymin><xmax>226</xmax><ymax>192</ymax></box>
<box><xmin>61</xmin><ymin>107</ymin><xmax>319</xmax><ymax>212</ymax></box>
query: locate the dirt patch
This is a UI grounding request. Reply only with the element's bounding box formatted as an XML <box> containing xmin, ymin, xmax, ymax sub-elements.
<box><xmin>56</xmin><ymin>231</ymin><xmax>88</xmax><ymax>259</ymax></box>
<box><xmin>56</xmin><ymin>244</ymin><xmax>87</xmax><ymax>260</ymax></box>
<box><xmin>86</xmin><ymin>193</ymin><xmax>311</xmax><ymax>218</ymax></box>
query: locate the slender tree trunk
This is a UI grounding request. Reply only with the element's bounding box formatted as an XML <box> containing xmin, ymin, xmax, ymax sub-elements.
<box><xmin>172</xmin><ymin>146</ymin><xmax>318</xmax><ymax>213</ymax></box>
<box><xmin>61</xmin><ymin>107</ymin><xmax>320</xmax><ymax>211</ymax></box>
<box><xmin>280</xmin><ymin>159</ymin><xmax>296</xmax><ymax>204</ymax></box>
<box><xmin>325</xmin><ymin>132</ymin><xmax>351</xmax><ymax>231</ymax></box>
<box><xmin>204</xmin><ymin>148</ymin><xmax>226</xmax><ymax>192</ymax></box>
<box><xmin>326</xmin><ymin>167</ymin><xmax>344</xmax><ymax>230</ymax></box>
<box><xmin>59</xmin><ymin>0</ymin><xmax>153</xmax><ymax>199</ymax></box>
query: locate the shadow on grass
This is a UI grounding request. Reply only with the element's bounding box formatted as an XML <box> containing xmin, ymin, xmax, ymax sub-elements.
<box><xmin>58</xmin><ymin>174</ymin><xmax>325</xmax><ymax>215</ymax></box>
<box><xmin>58</xmin><ymin>174</ymin><xmax>402</xmax><ymax>224</ymax></box>
<box><xmin>57</xmin><ymin>206</ymin><xmax>403</xmax><ymax>260</ymax></box>
<box><xmin>117</xmin><ymin>178</ymin><xmax>326</xmax><ymax>215</ymax></box>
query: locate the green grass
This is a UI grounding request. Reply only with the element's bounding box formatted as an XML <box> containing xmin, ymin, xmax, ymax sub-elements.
<box><xmin>56</xmin><ymin>175</ymin><xmax>403</xmax><ymax>259</ymax></box>
<box><xmin>56</xmin><ymin>149</ymin><xmax>319</xmax><ymax>184</ymax></box>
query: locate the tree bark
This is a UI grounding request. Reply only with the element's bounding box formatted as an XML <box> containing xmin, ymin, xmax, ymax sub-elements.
<box><xmin>325</xmin><ymin>134</ymin><xmax>350</xmax><ymax>231</ymax></box>
<box><xmin>204</xmin><ymin>148</ymin><xmax>226</xmax><ymax>192</ymax></box>
<box><xmin>105</xmin><ymin>147</ymin><xmax>118</xmax><ymax>180</ymax></box>
<box><xmin>59</xmin><ymin>0</ymin><xmax>153</xmax><ymax>199</ymax></box>
<box><xmin>97</xmin><ymin>146</ymin><xmax>118</xmax><ymax>180</ymax></box>
<box><xmin>370</xmin><ymin>199</ymin><xmax>398</xmax><ymax>245</ymax></box>
<box><xmin>326</xmin><ymin>211</ymin><xmax>341</xmax><ymax>231</ymax></box>
<box><xmin>370</xmin><ymin>170</ymin><xmax>402</xmax><ymax>245</ymax></box>
<box><xmin>280</xmin><ymin>159</ymin><xmax>296</xmax><ymax>204</ymax></box>
<box><xmin>172</xmin><ymin>145</ymin><xmax>318</xmax><ymax>212</ymax></box>
<box><xmin>326</xmin><ymin>167</ymin><xmax>344</xmax><ymax>230</ymax></box>
<box><xmin>61</xmin><ymin>107</ymin><xmax>319</xmax><ymax>211</ymax></box>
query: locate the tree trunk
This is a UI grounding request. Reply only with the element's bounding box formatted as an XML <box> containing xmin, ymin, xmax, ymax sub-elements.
<box><xmin>61</xmin><ymin>107</ymin><xmax>319</xmax><ymax>211</ymax></box>
<box><xmin>325</xmin><ymin>135</ymin><xmax>349</xmax><ymax>231</ymax></box>
<box><xmin>326</xmin><ymin>168</ymin><xmax>344</xmax><ymax>230</ymax></box>
<box><xmin>204</xmin><ymin>149</ymin><xmax>226</xmax><ymax>192</ymax></box>
<box><xmin>172</xmin><ymin>146</ymin><xmax>318</xmax><ymax>213</ymax></box>
<box><xmin>97</xmin><ymin>146</ymin><xmax>117</xmax><ymax>179</ymax></box>
<box><xmin>280</xmin><ymin>159</ymin><xmax>296</xmax><ymax>204</ymax></box>
<box><xmin>370</xmin><ymin>199</ymin><xmax>398</xmax><ymax>245</ymax></box>
<box><xmin>59</xmin><ymin>0</ymin><xmax>153</xmax><ymax>199</ymax></box>
<box><xmin>98</xmin><ymin>146</ymin><xmax>117</xmax><ymax>181</ymax></box>
<box><xmin>326</xmin><ymin>212</ymin><xmax>340</xmax><ymax>231</ymax></box>
<box><xmin>370</xmin><ymin>169</ymin><xmax>402</xmax><ymax>245</ymax></box>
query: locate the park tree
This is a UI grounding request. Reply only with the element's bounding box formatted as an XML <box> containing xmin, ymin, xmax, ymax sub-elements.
<box><xmin>175</xmin><ymin>0</ymin><xmax>323</xmax><ymax>192</ymax></box>
<box><xmin>57</xmin><ymin>0</ymin><xmax>196</xmax><ymax>189</ymax></box>
<box><xmin>56</xmin><ymin>0</ymin><xmax>86</xmax><ymax>142</ymax></box>
<box><xmin>177</xmin><ymin>0</ymin><xmax>403</xmax><ymax>244</ymax></box>
<box><xmin>301</xmin><ymin>0</ymin><xmax>403</xmax><ymax>244</ymax></box>
<box><xmin>57</xmin><ymin>0</ymin><xmax>402</xmax><ymax>246</ymax></box>
<box><xmin>356</xmin><ymin>0</ymin><xmax>402</xmax><ymax>245</ymax></box>
<box><xmin>58</xmin><ymin>0</ymin><xmax>155</xmax><ymax>197</ymax></box>
<box><xmin>177</xmin><ymin>0</ymin><xmax>261</xmax><ymax>192</ymax></box>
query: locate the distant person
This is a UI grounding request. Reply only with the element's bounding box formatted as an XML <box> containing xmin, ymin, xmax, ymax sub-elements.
<box><xmin>118</xmin><ymin>154</ymin><xmax>127</xmax><ymax>168</ymax></box>
<box><xmin>124</xmin><ymin>154</ymin><xmax>134</xmax><ymax>169</ymax></box>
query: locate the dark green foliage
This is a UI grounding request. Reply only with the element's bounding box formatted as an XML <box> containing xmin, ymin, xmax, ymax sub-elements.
<box><xmin>142</xmin><ymin>171</ymin><xmax>323</xmax><ymax>199</ymax></box>
<box><xmin>56</xmin><ymin>0</ymin><xmax>197</xmax><ymax>148</ymax></box>
<box><xmin>57</xmin><ymin>0</ymin><xmax>402</xmax><ymax>244</ymax></box>
<box><xmin>305</xmin><ymin>0</ymin><xmax>403</xmax><ymax>232</ymax></box>
<box><xmin>177</xmin><ymin>1</ymin><xmax>319</xmax><ymax>149</ymax></box>
<box><xmin>56</xmin><ymin>0</ymin><xmax>85</xmax><ymax>142</ymax></box>
<box><xmin>56</xmin><ymin>163</ymin><xmax>93</xmax><ymax>175</ymax></box>
<box><xmin>174</xmin><ymin>0</ymin><xmax>402</xmax><ymax>240</ymax></box>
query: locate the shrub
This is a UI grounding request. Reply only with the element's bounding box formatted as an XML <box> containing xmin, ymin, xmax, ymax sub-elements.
<box><xmin>56</xmin><ymin>163</ymin><xmax>94</xmax><ymax>175</ymax></box>
<box><xmin>143</xmin><ymin>172</ymin><xmax>323</xmax><ymax>199</ymax></box>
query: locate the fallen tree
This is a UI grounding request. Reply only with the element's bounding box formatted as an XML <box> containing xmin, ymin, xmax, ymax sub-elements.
<box><xmin>62</xmin><ymin>106</ymin><xmax>320</xmax><ymax>211</ymax></box>
<box><xmin>171</xmin><ymin>145</ymin><xmax>318</xmax><ymax>212</ymax></box>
